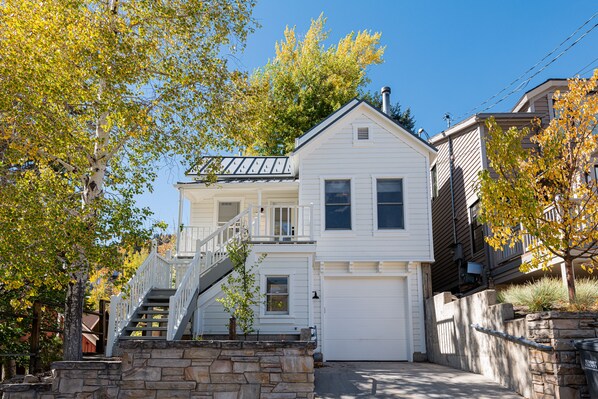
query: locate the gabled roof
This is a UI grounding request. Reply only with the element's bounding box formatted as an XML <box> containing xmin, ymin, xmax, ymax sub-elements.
<box><xmin>293</xmin><ymin>98</ymin><xmax>437</xmax><ymax>154</ymax></box>
<box><xmin>187</xmin><ymin>156</ymin><xmax>292</xmax><ymax>180</ymax></box>
<box><xmin>511</xmin><ymin>78</ymin><xmax>569</xmax><ymax>113</ymax></box>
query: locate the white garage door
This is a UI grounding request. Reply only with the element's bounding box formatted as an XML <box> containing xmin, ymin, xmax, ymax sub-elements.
<box><xmin>323</xmin><ymin>276</ymin><xmax>409</xmax><ymax>361</ymax></box>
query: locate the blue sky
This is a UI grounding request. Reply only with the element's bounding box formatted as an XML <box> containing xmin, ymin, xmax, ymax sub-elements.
<box><xmin>138</xmin><ymin>0</ymin><xmax>598</xmax><ymax>232</ymax></box>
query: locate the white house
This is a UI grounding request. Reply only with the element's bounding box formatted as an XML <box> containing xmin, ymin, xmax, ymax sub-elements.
<box><xmin>107</xmin><ymin>92</ymin><xmax>437</xmax><ymax>362</ymax></box>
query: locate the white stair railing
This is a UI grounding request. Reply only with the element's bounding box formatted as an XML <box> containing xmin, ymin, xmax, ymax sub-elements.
<box><xmin>166</xmin><ymin>208</ymin><xmax>251</xmax><ymax>341</ymax></box>
<box><xmin>106</xmin><ymin>242</ymin><xmax>170</xmax><ymax>356</ymax></box>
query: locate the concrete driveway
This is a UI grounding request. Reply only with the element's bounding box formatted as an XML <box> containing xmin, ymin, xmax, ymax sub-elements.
<box><xmin>315</xmin><ymin>362</ymin><xmax>524</xmax><ymax>398</ymax></box>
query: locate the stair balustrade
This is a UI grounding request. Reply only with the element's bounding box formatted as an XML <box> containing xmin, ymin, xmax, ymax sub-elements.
<box><xmin>166</xmin><ymin>208</ymin><xmax>251</xmax><ymax>341</ymax></box>
<box><xmin>106</xmin><ymin>242</ymin><xmax>171</xmax><ymax>356</ymax></box>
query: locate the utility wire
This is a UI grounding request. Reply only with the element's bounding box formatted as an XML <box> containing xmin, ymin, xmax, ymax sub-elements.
<box><xmin>453</xmin><ymin>12</ymin><xmax>598</xmax><ymax>121</ymax></box>
<box><xmin>575</xmin><ymin>56</ymin><xmax>598</xmax><ymax>76</ymax></box>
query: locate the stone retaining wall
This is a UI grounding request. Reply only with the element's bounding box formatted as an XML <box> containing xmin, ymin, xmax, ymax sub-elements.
<box><xmin>0</xmin><ymin>340</ymin><xmax>315</xmax><ymax>399</ymax></box>
<box><xmin>426</xmin><ymin>290</ymin><xmax>598</xmax><ymax>399</ymax></box>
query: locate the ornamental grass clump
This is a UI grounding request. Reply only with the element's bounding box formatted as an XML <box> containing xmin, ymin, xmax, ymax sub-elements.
<box><xmin>498</xmin><ymin>277</ymin><xmax>598</xmax><ymax>312</ymax></box>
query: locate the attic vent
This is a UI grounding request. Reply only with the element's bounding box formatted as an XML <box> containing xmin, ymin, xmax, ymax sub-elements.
<box><xmin>357</xmin><ymin>127</ymin><xmax>369</xmax><ymax>140</ymax></box>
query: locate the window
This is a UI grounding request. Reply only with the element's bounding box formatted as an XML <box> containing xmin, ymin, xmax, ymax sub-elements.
<box><xmin>266</xmin><ymin>276</ymin><xmax>289</xmax><ymax>314</ymax></box>
<box><xmin>595</xmin><ymin>165</ymin><xmax>598</xmax><ymax>182</ymax></box>
<box><xmin>470</xmin><ymin>201</ymin><xmax>484</xmax><ymax>254</ymax></box>
<box><xmin>218</xmin><ymin>201</ymin><xmax>240</xmax><ymax>225</ymax></box>
<box><xmin>376</xmin><ymin>179</ymin><xmax>404</xmax><ymax>229</ymax></box>
<box><xmin>325</xmin><ymin>180</ymin><xmax>351</xmax><ymax>230</ymax></box>
<box><xmin>431</xmin><ymin>165</ymin><xmax>438</xmax><ymax>199</ymax></box>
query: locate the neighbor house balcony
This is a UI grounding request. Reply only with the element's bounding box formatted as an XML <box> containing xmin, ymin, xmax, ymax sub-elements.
<box><xmin>176</xmin><ymin>204</ymin><xmax>314</xmax><ymax>257</ymax></box>
<box><xmin>493</xmin><ymin>206</ymin><xmax>561</xmax><ymax>266</ymax></box>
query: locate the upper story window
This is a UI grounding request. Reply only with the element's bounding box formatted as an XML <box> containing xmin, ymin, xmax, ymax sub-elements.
<box><xmin>325</xmin><ymin>180</ymin><xmax>352</xmax><ymax>230</ymax></box>
<box><xmin>353</xmin><ymin>124</ymin><xmax>372</xmax><ymax>146</ymax></box>
<box><xmin>376</xmin><ymin>179</ymin><xmax>404</xmax><ymax>229</ymax></box>
<box><xmin>431</xmin><ymin>165</ymin><xmax>438</xmax><ymax>199</ymax></box>
<box><xmin>470</xmin><ymin>201</ymin><xmax>484</xmax><ymax>254</ymax></box>
<box><xmin>266</xmin><ymin>276</ymin><xmax>289</xmax><ymax>314</ymax></box>
<box><xmin>218</xmin><ymin>201</ymin><xmax>240</xmax><ymax>225</ymax></box>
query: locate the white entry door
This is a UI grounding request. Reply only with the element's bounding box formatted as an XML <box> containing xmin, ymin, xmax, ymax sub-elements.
<box><xmin>323</xmin><ymin>276</ymin><xmax>409</xmax><ymax>361</ymax></box>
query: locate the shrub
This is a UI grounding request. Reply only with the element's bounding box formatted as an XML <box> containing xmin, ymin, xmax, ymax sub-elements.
<box><xmin>497</xmin><ymin>278</ymin><xmax>598</xmax><ymax>312</ymax></box>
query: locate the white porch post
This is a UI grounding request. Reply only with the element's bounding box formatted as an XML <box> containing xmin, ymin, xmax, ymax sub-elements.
<box><xmin>257</xmin><ymin>189</ymin><xmax>263</xmax><ymax>238</ymax></box>
<box><xmin>177</xmin><ymin>187</ymin><xmax>184</xmax><ymax>255</ymax></box>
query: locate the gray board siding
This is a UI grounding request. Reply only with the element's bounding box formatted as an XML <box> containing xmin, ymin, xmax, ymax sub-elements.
<box><xmin>431</xmin><ymin>125</ymin><xmax>486</xmax><ymax>292</ymax></box>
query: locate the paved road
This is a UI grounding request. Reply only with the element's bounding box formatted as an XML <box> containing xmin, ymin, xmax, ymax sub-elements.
<box><xmin>315</xmin><ymin>362</ymin><xmax>524</xmax><ymax>398</ymax></box>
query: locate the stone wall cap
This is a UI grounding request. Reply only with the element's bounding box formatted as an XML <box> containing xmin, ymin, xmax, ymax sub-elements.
<box><xmin>52</xmin><ymin>360</ymin><xmax>122</xmax><ymax>369</ymax></box>
<box><xmin>526</xmin><ymin>311</ymin><xmax>598</xmax><ymax>320</ymax></box>
<box><xmin>118</xmin><ymin>339</ymin><xmax>316</xmax><ymax>350</ymax></box>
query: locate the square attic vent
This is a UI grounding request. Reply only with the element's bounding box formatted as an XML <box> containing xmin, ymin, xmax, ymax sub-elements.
<box><xmin>357</xmin><ymin>127</ymin><xmax>369</xmax><ymax>140</ymax></box>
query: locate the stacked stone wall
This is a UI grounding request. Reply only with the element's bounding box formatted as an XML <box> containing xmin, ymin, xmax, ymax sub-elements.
<box><xmin>0</xmin><ymin>340</ymin><xmax>315</xmax><ymax>399</ymax></box>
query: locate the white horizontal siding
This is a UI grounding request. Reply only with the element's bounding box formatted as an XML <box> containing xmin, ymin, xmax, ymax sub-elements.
<box><xmin>298</xmin><ymin>114</ymin><xmax>433</xmax><ymax>261</ymax></box>
<box><xmin>197</xmin><ymin>252</ymin><xmax>310</xmax><ymax>336</ymax></box>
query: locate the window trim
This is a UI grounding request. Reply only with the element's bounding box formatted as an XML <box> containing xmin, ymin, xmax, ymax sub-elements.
<box><xmin>320</xmin><ymin>177</ymin><xmax>355</xmax><ymax>235</ymax></box>
<box><xmin>371</xmin><ymin>175</ymin><xmax>409</xmax><ymax>235</ymax></box>
<box><xmin>431</xmin><ymin>165</ymin><xmax>438</xmax><ymax>199</ymax></box>
<box><xmin>352</xmin><ymin>123</ymin><xmax>373</xmax><ymax>147</ymax></box>
<box><xmin>469</xmin><ymin>200</ymin><xmax>485</xmax><ymax>256</ymax></box>
<box><xmin>264</xmin><ymin>275</ymin><xmax>290</xmax><ymax>315</ymax></box>
<box><xmin>213</xmin><ymin>197</ymin><xmax>244</xmax><ymax>226</ymax></box>
<box><xmin>259</xmin><ymin>270</ymin><xmax>295</xmax><ymax>321</ymax></box>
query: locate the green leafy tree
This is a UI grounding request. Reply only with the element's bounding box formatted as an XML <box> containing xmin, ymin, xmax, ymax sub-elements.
<box><xmin>0</xmin><ymin>0</ymin><xmax>255</xmax><ymax>360</ymax></box>
<box><xmin>228</xmin><ymin>14</ymin><xmax>384</xmax><ymax>155</ymax></box>
<box><xmin>361</xmin><ymin>91</ymin><xmax>416</xmax><ymax>132</ymax></box>
<box><xmin>217</xmin><ymin>232</ymin><xmax>264</xmax><ymax>336</ymax></box>
<box><xmin>479</xmin><ymin>71</ymin><xmax>598</xmax><ymax>303</ymax></box>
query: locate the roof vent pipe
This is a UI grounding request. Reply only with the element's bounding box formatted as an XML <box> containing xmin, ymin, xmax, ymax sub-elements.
<box><xmin>381</xmin><ymin>86</ymin><xmax>391</xmax><ymax>115</ymax></box>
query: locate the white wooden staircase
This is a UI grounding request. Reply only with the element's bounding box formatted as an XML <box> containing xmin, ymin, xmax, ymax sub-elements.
<box><xmin>106</xmin><ymin>210</ymin><xmax>249</xmax><ymax>356</ymax></box>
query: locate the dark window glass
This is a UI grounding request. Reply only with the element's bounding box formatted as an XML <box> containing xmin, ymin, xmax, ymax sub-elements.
<box><xmin>377</xmin><ymin>179</ymin><xmax>404</xmax><ymax>229</ymax></box>
<box><xmin>325</xmin><ymin>180</ymin><xmax>351</xmax><ymax>230</ymax></box>
<box><xmin>470</xmin><ymin>201</ymin><xmax>484</xmax><ymax>254</ymax></box>
<box><xmin>266</xmin><ymin>276</ymin><xmax>289</xmax><ymax>314</ymax></box>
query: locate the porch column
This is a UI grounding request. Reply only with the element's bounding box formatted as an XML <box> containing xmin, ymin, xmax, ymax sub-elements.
<box><xmin>177</xmin><ymin>187</ymin><xmax>184</xmax><ymax>255</ymax></box>
<box><xmin>257</xmin><ymin>189</ymin><xmax>262</xmax><ymax>238</ymax></box>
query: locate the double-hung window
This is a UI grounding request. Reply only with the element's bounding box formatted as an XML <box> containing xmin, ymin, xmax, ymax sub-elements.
<box><xmin>376</xmin><ymin>179</ymin><xmax>404</xmax><ymax>229</ymax></box>
<box><xmin>324</xmin><ymin>180</ymin><xmax>351</xmax><ymax>230</ymax></box>
<box><xmin>266</xmin><ymin>276</ymin><xmax>289</xmax><ymax>314</ymax></box>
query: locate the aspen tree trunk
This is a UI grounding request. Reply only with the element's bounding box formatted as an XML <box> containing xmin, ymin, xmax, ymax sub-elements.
<box><xmin>62</xmin><ymin>110</ymin><xmax>108</xmax><ymax>360</ymax></box>
<box><xmin>564</xmin><ymin>258</ymin><xmax>576</xmax><ymax>304</ymax></box>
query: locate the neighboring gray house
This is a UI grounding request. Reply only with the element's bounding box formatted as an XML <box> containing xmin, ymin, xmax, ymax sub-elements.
<box><xmin>428</xmin><ymin>78</ymin><xmax>594</xmax><ymax>294</ymax></box>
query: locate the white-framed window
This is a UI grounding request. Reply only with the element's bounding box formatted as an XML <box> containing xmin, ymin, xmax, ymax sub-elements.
<box><xmin>376</xmin><ymin>178</ymin><xmax>404</xmax><ymax>229</ymax></box>
<box><xmin>352</xmin><ymin>123</ymin><xmax>373</xmax><ymax>146</ymax></box>
<box><xmin>265</xmin><ymin>276</ymin><xmax>289</xmax><ymax>314</ymax></box>
<box><xmin>431</xmin><ymin>165</ymin><xmax>438</xmax><ymax>199</ymax></box>
<box><xmin>324</xmin><ymin>179</ymin><xmax>352</xmax><ymax>230</ymax></box>
<box><xmin>217</xmin><ymin>201</ymin><xmax>240</xmax><ymax>225</ymax></box>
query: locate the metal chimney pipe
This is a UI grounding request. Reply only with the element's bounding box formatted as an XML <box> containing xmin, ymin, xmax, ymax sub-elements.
<box><xmin>381</xmin><ymin>86</ymin><xmax>391</xmax><ymax>115</ymax></box>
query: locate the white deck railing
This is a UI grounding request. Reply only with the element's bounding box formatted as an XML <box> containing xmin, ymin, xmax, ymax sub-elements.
<box><xmin>177</xmin><ymin>205</ymin><xmax>314</xmax><ymax>255</ymax></box>
<box><xmin>166</xmin><ymin>208</ymin><xmax>251</xmax><ymax>341</ymax></box>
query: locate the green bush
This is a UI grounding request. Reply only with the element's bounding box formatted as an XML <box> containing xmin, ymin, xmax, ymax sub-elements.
<box><xmin>497</xmin><ymin>278</ymin><xmax>598</xmax><ymax>312</ymax></box>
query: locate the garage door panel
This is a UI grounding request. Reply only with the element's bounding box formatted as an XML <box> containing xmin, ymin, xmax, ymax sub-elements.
<box><xmin>323</xmin><ymin>276</ymin><xmax>409</xmax><ymax>361</ymax></box>
<box><xmin>326</xmin><ymin>298</ymin><xmax>406</xmax><ymax>314</ymax></box>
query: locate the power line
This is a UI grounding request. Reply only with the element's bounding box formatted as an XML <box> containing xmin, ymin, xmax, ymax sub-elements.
<box><xmin>575</xmin><ymin>56</ymin><xmax>598</xmax><ymax>76</ymax></box>
<box><xmin>475</xmin><ymin>21</ymin><xmax>598</xmax><ymax>114</ymax></box>
<box><xmin>453</xmin><ymin>12</ymin><xmax>598</xmax><ymax>121</ymax></box>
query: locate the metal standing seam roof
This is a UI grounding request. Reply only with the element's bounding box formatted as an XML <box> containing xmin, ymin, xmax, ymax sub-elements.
<box><xmin>187</xmin><ymin>156</ymin><xmax>292</xmax><ymax>178</ymax></box>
